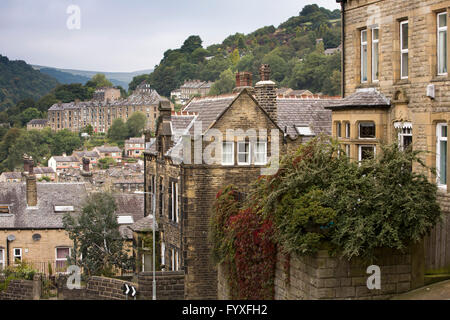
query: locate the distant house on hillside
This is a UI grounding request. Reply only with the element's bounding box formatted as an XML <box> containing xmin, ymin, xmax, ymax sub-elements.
<box><xmin>27</xmin><ymin>119</ymin><xmax>48</xmax><ymax>131</ymax></box>
<box><xmin>48</xmin><ymin>155</ymin><xmax>80</xmax><ymax>174</ymax></box>
<box><xmin>0</xmin><ymin>172</ymin><xmax>22</xmax><ymax>183</ymax></box>
<box><xmin>171</xmin><ymin>80</ymin><xmax>213</xmax><ymax>105</ymax></box>
<box><xmin>72</xmin><ymin>150</ymin><xmax>100</xmax><ymax>167</ymax></box>
<box><xmin>93</xmin><ymin>146</ymin><xmax>123</xmax><ymax>162</ymax></box>
<box><xmin>124</xmin><ymin>137</ymin><xmax>145</xmax><ymax>158</ymax></box>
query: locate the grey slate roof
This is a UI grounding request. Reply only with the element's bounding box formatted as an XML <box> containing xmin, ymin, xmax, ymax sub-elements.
<box><xmin>115</xmin><ymin>194</ymin><xmax>144</xmax><ymax>239</ymax></box>
<box><xmin>34</xmin><ymin>167</ymin><xmax>55</xmax><ymax>174</ymax></box>
<box><xmin>28</xmin><ymin>119</ymin><xmax>48</xmax><ymax>125</ymax></box>
<box><xmin>0</xmin><ymin>172</ymin><xmax>22</xmax><ymax>180</ymax></box>
<box><xmin>277</xmin><ymin>98</ymin><xmax>337</xmax><ymax>139</ymax></box>
<box><xmin>125</xmin><ymin>138</ymin><xmax>145</xmax><ymax>144</ymax></box>
<box><xmin>95</xmin><ymin>146</ymin><xmax>122</xmax><ymax>153</ymax></box>
<box><xmin>0</xmin><ymin>183</ymin><xmax>87</xmax><ymax>229</ymax></box>
<box><xmin>130</xmin><ymin>215</ymin><xmax>157</xmax><ymax>232</ymax></box>
<box><xmin>51</xmin><ymin>156</ymin><xmax>79</xmax><ymax>163</ymax></box>
<box><xmin>325</xmin><ymin>88</ymin><xmax>391</xmax><ymax>110</ymax></box>
<box><xmin>73</xmin><ymin>151</ymin><xmax>100</xmax><ymax>158</ymax></box>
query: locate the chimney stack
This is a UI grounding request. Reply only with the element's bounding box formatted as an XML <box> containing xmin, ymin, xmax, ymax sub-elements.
<box><xmin>157</xmin><ymin>99</ymin><xmax>174</xmax><ymax>155</ymax></box>
<box><xmin>233</xmin><ymin>72</ymin><xmax>254</xmax><ymax>94</ymax></box>
<box><xmin>23</xmin><ymin>155</ymin><xmax>37</xmax><ymax>207</ymax></box>
<box><xmin>255</xmin><ymin>64</ymin><xmax>277</xmax><ymax>121</ymax></box>
<box><xmin>82</xmin><ymin>157</ymin><xmax>90</xmax><ymax>172</ymax></box>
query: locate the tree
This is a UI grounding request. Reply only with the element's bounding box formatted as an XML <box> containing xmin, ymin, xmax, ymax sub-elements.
<box><xmin>107</xmin><ymin>118</ymin><xmax>128</xmax><ymax>143</ymax></box>
<box><xmin>126</xmin><ymin>112</ymin><xmax>147</xmax><ymax>138</ymax></box>
<box><xmin>18</xmin><ymin>108</ymin><xmax>42</xmax><ymax>126</ymax></box>
<box><xmin>50</xmin><ymin>129</ymin><xmax>82</xmax><ymax>156</ymax></box>
<box><xmin>63</xmin><ymin>192</ymin><xmax>134</xmax><ymax>276</ymax></box>
<box><xmin>181</xmin><ymin>35</ymin><xmax>203</xmax><ymax>54</ymax></box>
<box><xmin>81</xmin><ymin>124</ymin><xmax>94</xmax><ymax>136</ymax></box>
<box><xmin>230</xmin><ymin>49</ymin><xmax>240</xmax><ymax>68</ymax></box>
<box><xmin>209</xmin><ymin>69</ymin><xmax>235</xmax><ymax>96</ymax></box>
<box><xmin>86</xmin><ymin>73</ymin><xmax>113</xmax><ymax>89</ymax></box>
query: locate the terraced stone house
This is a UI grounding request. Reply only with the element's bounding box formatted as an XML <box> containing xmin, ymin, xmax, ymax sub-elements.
<box><xmin>330</xmin><ymin>0</ymin><xmax>450</xmax><ymax>271</ymax></box>
<box><xmin>144</xmin><ymin>65</ymin><xmax>336</xmax><ymax>299</ymax></box>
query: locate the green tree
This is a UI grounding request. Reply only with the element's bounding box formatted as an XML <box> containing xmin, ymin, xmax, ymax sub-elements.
<box><xmin>181</xmin><ymin>35</ymin><xmax>203</xmax><ymax>54</ymax></box>
<box><xmin>230</xmin><ymin>49</ymin><xmax>240</xmax><ymax>68</ymax></box>
<box><xmin>63</xmin><ymin>192</ymin><xmax>134</xmax><ymax>276</ymax></box>
<box><xmin>81</xmin><ymin>124</ymin><xmax>94</xmax><ymax>136</ymax></box>
<box><xmin>86</xmin><ymin>74</ymin><xmax>113</xmax><ymax>89</ymax></box>
<box><xmin>107</xmin><ymin>118</ymin><xmax>128</xmax><ymax>144</ymax></box>
<box><xmin>18</xmin><ymin>108</ymin><xmax>42</xmax><ymax>126</ymax></box>
<box><xmin>209</xmin><ymin>69</ymin><xmax>235</xmax><ymax>95</ymax></box>
<box><xmin>50</xmin><ymin>129</ymin><xmax>82</xmax><ymax>156</ymax></box>
<box><xmin>126</xmin><ymin>112</ymin><xmax>147</xmax><ymax>138</ymax></box>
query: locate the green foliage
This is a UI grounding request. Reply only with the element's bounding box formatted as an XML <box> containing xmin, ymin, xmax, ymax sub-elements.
<box><xmin>129</xmin><ymin>5</ymin><xmax>342</xmax><ymax>98</ymax></box>
<box><xmin>0</xmin><ymin>55</ymin><xmax>59</xmax><ymax>111</ymax></box>
<box><xmin>209</xmin><ymin>69</ymin><xmax>235</xmax><ymax>96</ymax></box>
<box><xmin>98</xmin><ymin>157</ymin><xmax>116</xmax><ymax>169</ymax></box>
<box><xmin>126</xmin><ymin>112</ymin><xmax>147</xmax><ymax>138</ymax></box>
<box><xmin>0</xmin><ymin>127</ymin><xmax>82</xmax><ymax>173</ymax></box>
<box><xmin>81</xmin><ymin>124</ymin><xmax>94</xmax><ymax>136</ymax></box>
<box><xmin>62</xmin><ymin>192</ymin><xmax>135</xmax><ymax>276</ymax></box>
<box><xmin>107</xmin><ymin>118</ymin><xmax>128</xmax><ymax>144</ymax></box>
<box><xmin>86</xmin><ymin>73</ymin><xmax>113</xmax><ymax>89</ymax></box>
<box><xmin>38</xmin><ymin>176</ymin><xmax>51</xmax><ymax>182</ymax></box>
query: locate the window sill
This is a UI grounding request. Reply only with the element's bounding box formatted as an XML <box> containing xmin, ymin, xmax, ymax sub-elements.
<box><xmin>431</xmin><ymin>75</ymin><xmax>449</xmax><ymax>82</ymax></box>
<box><xmin>356</xmin><ymin>82</ymin><xmax>380</xmax><ymax>89</ymax></box>
<box><xmin>394</xmin><ymin>79</ymin><xmax>410</xmax><ymax>85</ymax></box>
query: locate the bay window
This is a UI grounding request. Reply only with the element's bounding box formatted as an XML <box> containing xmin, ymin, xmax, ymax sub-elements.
<box><xmin>359</xmin><ymin>122</ymin><xmax>376</xmax><ymax>139</ymax></box>
<box><xmin>437</xmin><ymin>123</ymin><xmax>448</xmax><ymax>186</ymax></box>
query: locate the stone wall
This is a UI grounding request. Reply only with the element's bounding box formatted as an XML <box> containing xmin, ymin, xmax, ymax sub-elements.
<box><xmin>138</xmin><ymin>271</ymin><xmax>185</xmax><ymax>300</ymax></box>
<box><xmin>218</xmin><ymin>245</ymin><xmax>423</xmax><ymax>300</ymax></box>
<box><xmin>0</xmin><ymin>274</ymin><xmax>41</xmax><ymax>300</ymax></box>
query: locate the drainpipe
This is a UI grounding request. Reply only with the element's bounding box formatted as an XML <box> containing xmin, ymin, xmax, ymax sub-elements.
<box><xmin>337</xmin><ymin>0</ymin><xmax>347</xmax><ymax>98</ymax></box>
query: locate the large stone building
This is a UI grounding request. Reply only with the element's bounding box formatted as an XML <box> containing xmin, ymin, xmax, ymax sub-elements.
<box><xmin>26</xmin><ymin>119</ymin><xmax>48</xmax><ymax>131</ymax></box>
<box><xmin>48</xmin><ymin>82</ymin><xmax>167</xmax><ymax>133</ymax></box>
<box><xmin>144</xmin><ymin>65</ymin><xmax>335</xmax><ymax>299</ymax></box>
<box><xmin>171</xmin><ymin>80</ymin><xmax>213</xmax><ymax>105</ymax></box>
<box><xmin>328</xmin><ymin>0</ymin><xmax>450</xmax><ymax>272</ymax></box>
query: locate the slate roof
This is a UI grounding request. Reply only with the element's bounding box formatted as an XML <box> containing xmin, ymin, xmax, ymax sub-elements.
<box><xmin>277</xmin><ymin>97</ymin><xmax>337</xmax><ymax>139</ymax></box>
<box><xmin>28</xmin><ymin>119</ymin><xmax>48</xmax><ymax>125</ymax></box>
<box><xmin>0</xmin><ymin>172</ymin><xmax>22</xmax><ymax>180</ymax></box>
<box><xmin>325</xmin><ymin>88</ymin><xmax>391</xmax><ymax>110</ymax></box>
<box><xmin>73</xmin><ymin>151</ymin><xmax>100</xmax><ymax>158</ymax></box>
<box><xmin>95</xmin><ymin>146</ymin><xmax>122</xmax><ymax>153</ymax></box>
<box><xmin>34</xmin><ymin>167</ymin><xmax>55</xmax><ymax>174</ymax></box>
<box><xmin>0</xmin><ymin>183</ymin><xmax>87</xmax><ymax>229</ymax></box>
<box><xmin>115</xmin><ymin>194</ymin><xmax>144</xmax><ymax>239</ymax></box>
<box><xmin>111</xmin><ymin>88</ymin><xmax>163</xmax><ymax>107</ymax></box>
<box><xmin>125</xmin><ymin>138</ymin><xmax>145</xmax><ymax>144</ymax></box>
<box><xmin>52</xmin><ymin>156</ymin><xmax>79</xmax><ymax>162</ymax></box>
<box><xmin>130</xmin><ymin>215</ymin><xmax>157</xmax><ymax>232</ymax></box>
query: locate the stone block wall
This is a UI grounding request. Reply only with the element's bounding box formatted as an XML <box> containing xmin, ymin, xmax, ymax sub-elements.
<box><xmin>138</xmin><ymin>271</ymin><xmax>185</xmax><ymax>300</ymax></box>
<box><xmin>0</xmin><ymin>274</ymin><xmax>41</xmax><ymax>300</ymax></box>
<box><xmin>218</xmin><ymin>246</ymin><xmax>421</xmax><ymax>300</ymax></box>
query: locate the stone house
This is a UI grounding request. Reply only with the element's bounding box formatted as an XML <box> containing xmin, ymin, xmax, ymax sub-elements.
<box><xmin>144</xmin><ymin>65</ymin><xmax>335</xmax><ymax>299</ymax></box>
<box><xmin>0</xmin><ymin>172</ymin><xmax>22</xmax><ymax>183</ymax></box>
<box><xmin>72</xmin><ymin>150</ymin><xmax>100</xmax><ymax>168</ymax></box>
<box><xmin>93</xmin><ymin>146</ymin><xmax>123</xmax><ymax>162</ymax></box>
<box><xmin>329</xmin><ymin>0</ymin><xmax>450</xmax><ymax>271</ymax></box>
<box><xmin>171</xmin><ymin>80</ymin><xmax>214</xmax><ymax>105</ymax></box>
<box><xmin>48</xmin><ymin>155</ymin><xmax>80</xmax><ymax>175</ymax></box>
<box><xmin>26</xmin><ymin>119</ymin><xmax>48</xmax><ymax>131</ymax></box>
<box><xmin>124</xmin><ymin>137</ymin><xmax>145</xmax><ymax>158</ymax></box>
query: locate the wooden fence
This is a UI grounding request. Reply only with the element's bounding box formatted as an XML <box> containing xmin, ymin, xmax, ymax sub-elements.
<box><xmin>424</xmin><ymin>191</ymin><xmax>450</xmax><ymax>272</ymax></box>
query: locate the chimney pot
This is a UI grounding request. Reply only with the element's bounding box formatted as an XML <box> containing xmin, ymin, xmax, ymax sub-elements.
<box><xmin>259</xmin><ymin>64</ymin><xmax>271</xmax><ymax>81</ymax></box>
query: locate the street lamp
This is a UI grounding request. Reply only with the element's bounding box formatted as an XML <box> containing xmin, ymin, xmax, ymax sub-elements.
<box><xmin>135</xmin><ymin>190</ymin><xmax>157</xmax><ymax>300</ymax></box>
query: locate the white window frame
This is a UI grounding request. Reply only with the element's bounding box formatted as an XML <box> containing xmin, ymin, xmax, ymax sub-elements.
<box><xmin>345</xmin><ymin>144</ymin><xmax>351</xmax><ymax>157</ymax></box>
<box><xmin>254</xmin><ymin>142</ymin><xmax>268</xmax><ymax>165</ymax></box>
<box><xmin>176</xmin><ymin>250</ymin><xmax>179</xmax><ymax>271</ymax></box>
<box><xmin>361</xmin><ymin>29</ymin><xmax>368</xmax><ymax>83</ymax></box>
<box><xmin>336</xmin><ymin>122</ymin><xmax>342</xmax><ymax>138</ymax></box>
<box><xmin>13</xmin><ymin>248</ymin><xmax>22</xmax><ymax>264</ymax></box>
<box><xmin>438</xmin><ymin>12</ymin><xmax>448</xmax><ymax>76</ymax></box>
<box><xmin>345</xmin><ymin>122</ymin><xmax>351</xmax><ymax>139</ymax></box>
<box><xmin>222</xmin><ymin>142</ymin><xmax>234</xmax><ymax>166</ymax></box>
<box><xmin>395</xmin><ymin>122</ymin><xmax>413</xmax><ymax>151</ymax></box>
<box><xmin>55</xmin><ymin>247</ymin><xmax>71</xmax><ymax>271</ymax></box>
<box><xmin>161</xmin><ymin>242</ymin><xmax>166</xmax><ymax>266</ymax></box>
<box><xmin>358</xmin><ymin>145</ymin><xmax>376</xmax><ymax>162</ymax></box>
<box><xmin>400</xmin><ymin>20</ymin><xmax>409</xmax><ymax>79</ymax></box>
<box><xmin>175</xmin><ymin>182</ymin><xmax>179</xmax><ymax>223</ymax></box>
<box><xmin>237</xmin><ymin>141</ymin><xmax>251</xmax><ymax>166</ymax></box>
<box><xmin>372</xmin><ymin>27</ymin><xmax>380</xmax><ymax>82</ymax></box>
<box><xmin>437</xmin><ymin>123</ymin><xmax>448</xmax><ymax>187</ymax></box>
<box><xmin>0</xmin><ymin>248</ymin><xmax>4</xmax><ymax>270</ymax></box>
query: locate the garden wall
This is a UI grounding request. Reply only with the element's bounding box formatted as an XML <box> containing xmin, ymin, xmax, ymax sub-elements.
<box><xmin>58</xmin><ymin>271</ymin><xmax>185</xmax><ymax>300</ymax></box>
<box><xmin>0</xmin><ymin>274</ymin><xmax>41</xmax><ymax>300</ymax></box>
<box><xmin>218</xmin><ymin>243</ymin><xmax>424</xmax><ymax>300</ymax></box>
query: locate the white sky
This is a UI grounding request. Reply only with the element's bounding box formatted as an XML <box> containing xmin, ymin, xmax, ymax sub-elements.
<box><xmin>0</xmin><ymin>0</ymin><xmax>340</xmax><ymax>72</ymax></box>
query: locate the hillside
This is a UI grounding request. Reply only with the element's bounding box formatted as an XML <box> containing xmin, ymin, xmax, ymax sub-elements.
<box><xmin>38</xmin><ymin>68</ymin><xmax>91</xmax><ymax>85</ymax></box>
<box><xmin>33</xmin><ymin>66</ymin><xmax>153</xmax><ymax>89</ymax></box>
<box><xmin>131</xmin><ymin>4</ymin><xmax>342</xmax><ymax>98</ymax></box>
<box><xmin>0</xmin><ymin>55</ymin><xmax>59</xmax><ymax>111</ymax></box>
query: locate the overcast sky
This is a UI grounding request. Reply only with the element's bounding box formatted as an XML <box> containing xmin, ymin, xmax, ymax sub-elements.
<box><xmin>0</xmin><ymin>0</ymin><xmax>340</xmax><ymax>72</ymax></box>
